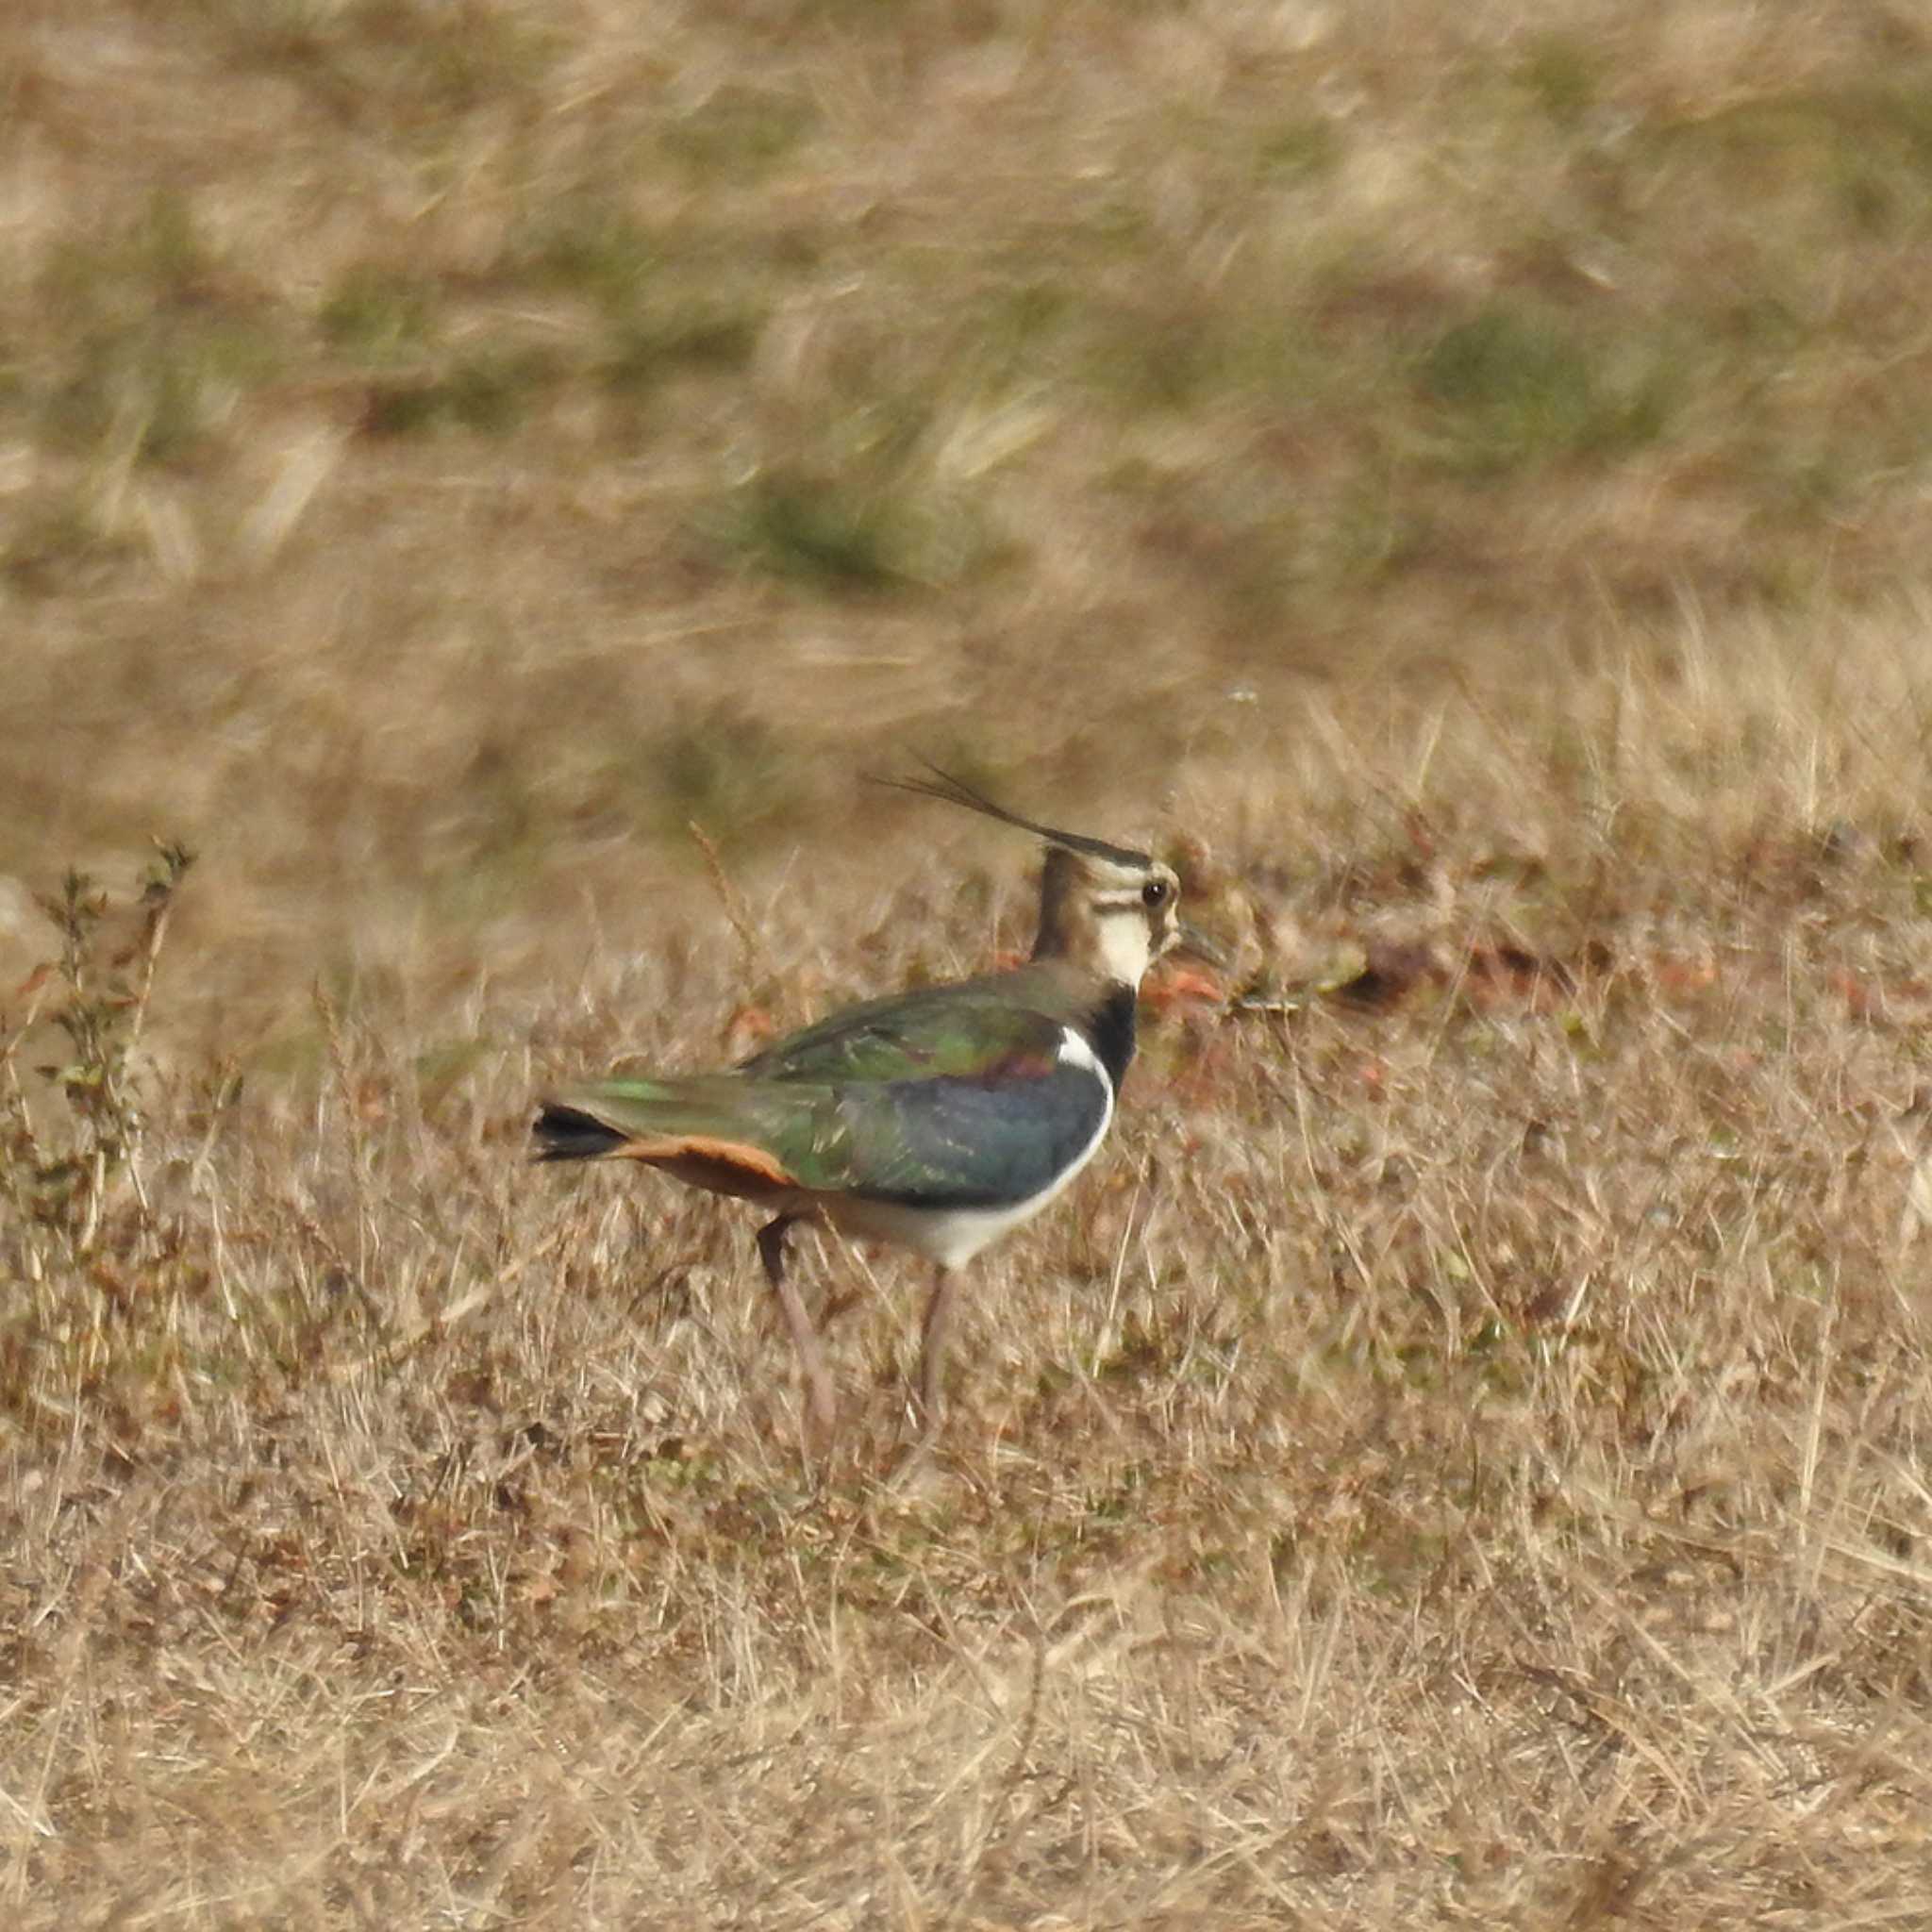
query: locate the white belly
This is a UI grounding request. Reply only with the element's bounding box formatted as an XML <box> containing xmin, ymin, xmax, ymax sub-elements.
<box><xmin>820</xmin><ymin>1027</ymin><xmax>1116</xmax><ymax>1269</ymax></box>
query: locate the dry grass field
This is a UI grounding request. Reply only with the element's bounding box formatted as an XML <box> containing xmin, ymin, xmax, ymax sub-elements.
<box><xmin>6</xmin><ymin>1</ymin><xmax>1932</xmax><ymax>1924</ymax></box>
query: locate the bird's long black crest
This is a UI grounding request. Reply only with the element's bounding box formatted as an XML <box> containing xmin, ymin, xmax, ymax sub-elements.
<box><xmin>875</xmin><ymin>761</ymin><xmax>1150</xmax><ymax>867</ymax></box>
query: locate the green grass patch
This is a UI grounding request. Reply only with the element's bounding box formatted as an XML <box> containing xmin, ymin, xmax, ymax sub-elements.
<box><xmin>523</xmin><ymin>205</ymin><xmax>661</xmax><ymax>315</ymax></box>
<box><xmin>1255</xmin><ymin>114</ymin><xmax>1344</xmax><ymax>183</ymax></box>
<box><xmin>319</xmin><ymin>264</ymin><xmax>439</xmax><ymax>361</ymax></box>
<box><xmin>657</xmin><ymin>82</ymin><xmax>819</xmax><ymax>182</ymax></box>
<box><xmin>43</xmin><ymin>315</ymin><xmax>279</xmax><ymax>466</ymax></box>
<box><xmin>604</xmin><ymin>302</ymin><xmax>764</xmax><ymax>391</ymax></box>
<box><xmin>705</xmin><ymin>427</ymin><xmax>1006</xmax><ymax>593</ymax></box>
<box><xmin>716</xmin><ymin>469</ymin><xmax>918</xmax><ymax>591</ymax></box>
<box><xmin>1635</xmin><ymin>78</ymin><xmax>1932</xmax><ymax>259</ymax></box>
<box><xmin>1512</xmin><ymin>31</ymin><xmax>1603</xmax><ymax>127</ymax></box>
<box><xmin>359</xmin><ymin>346</ymin><xmax>556</xmax><ymax>438</ymax></box>
<box><xmin>1411</xmin><ymin>305</ymin><xmax>1678</xmax><ymax>473</ymax></box>
<box><xmin>609</xmin><ymin>704</ymin><xmax>805</xmax><ymax>852</ymax></box>
<box><xmin>34</xmin><ymin>192</ymin><xmax>282</xmax><ymax>465</ymax></box>
<box><xmin>516</xmin><ymin>205</ymin><xmax>774</xmax><ymax>392</ymax></box>
<box><xmin>197</xmin><ymin>0</ymin><xmax>565</xmax><ymax>123</ymax></box>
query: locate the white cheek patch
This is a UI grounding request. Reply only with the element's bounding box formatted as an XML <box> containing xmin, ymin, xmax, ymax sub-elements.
<box><xmin>1094</xmin><ymin>908</ymin><xmax>1155</xmax><ymax>986</ymax></box>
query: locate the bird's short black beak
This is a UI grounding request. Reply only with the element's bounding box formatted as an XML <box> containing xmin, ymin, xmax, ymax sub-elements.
<box><xmin>1174</xmin><ymin>922</ymin><xmax>1230</xmax><ymax>970</ymax></box>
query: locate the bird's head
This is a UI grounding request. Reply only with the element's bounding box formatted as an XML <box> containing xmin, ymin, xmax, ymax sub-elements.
<box><xmin>882</xmin><ymin>765</ymin><xmax>1186</xmax><ymax>988</ymax></box>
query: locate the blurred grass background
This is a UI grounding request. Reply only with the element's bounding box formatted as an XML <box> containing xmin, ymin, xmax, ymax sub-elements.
<box><xmin>5</xmin><ymin>0</ymin><xmax>1931</xmax><ymax>1055</ymax></box>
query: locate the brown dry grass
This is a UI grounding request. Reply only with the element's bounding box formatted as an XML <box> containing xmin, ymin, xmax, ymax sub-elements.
<box><xmin>6</xmin><ymin>2</ymin><xmax>1932</xmax><ymax>1925</ymax></box>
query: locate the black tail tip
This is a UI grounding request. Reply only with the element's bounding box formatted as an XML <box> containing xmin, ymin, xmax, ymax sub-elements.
<box><xmin>532</xmin><ymin>1101</ymin><xmax>625</xmax><ymax>1162</ymax></box>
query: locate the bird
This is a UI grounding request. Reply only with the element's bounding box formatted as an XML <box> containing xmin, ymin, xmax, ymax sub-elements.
<box><xmin>532</xmin><ymin>768</ymin><xmax>1199</xmax><ymax>1443</ymax></box>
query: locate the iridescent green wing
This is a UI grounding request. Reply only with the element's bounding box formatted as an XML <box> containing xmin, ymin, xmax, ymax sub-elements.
<box><xmin>740</xmin><ymin>970</ymin><xmax>1072</xmax><ymax>1085</ymax></box>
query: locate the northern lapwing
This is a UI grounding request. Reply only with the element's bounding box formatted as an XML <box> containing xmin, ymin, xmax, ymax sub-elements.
<box><xmin>533</xmin><ymin>770</ymin><xmax>1195</xmax><ymax>1441</ymax></box>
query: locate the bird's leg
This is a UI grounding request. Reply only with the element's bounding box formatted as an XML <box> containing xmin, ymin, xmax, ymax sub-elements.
<box><xmin>916</xmin><ymin>1263</ymin><xmax>958</xmax><ymax>1434</ymax></box>
<box><xmin>757</xmin><ymin>1214</ymin><xmax>838</xmax><ymax>1443</ymax></box>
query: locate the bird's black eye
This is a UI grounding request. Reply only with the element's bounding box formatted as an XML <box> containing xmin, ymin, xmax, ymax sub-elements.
<box><xmin>1141</xmin><ymin>878</ymin><xmax>1172</xmax><ymax>909</ymax></box>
